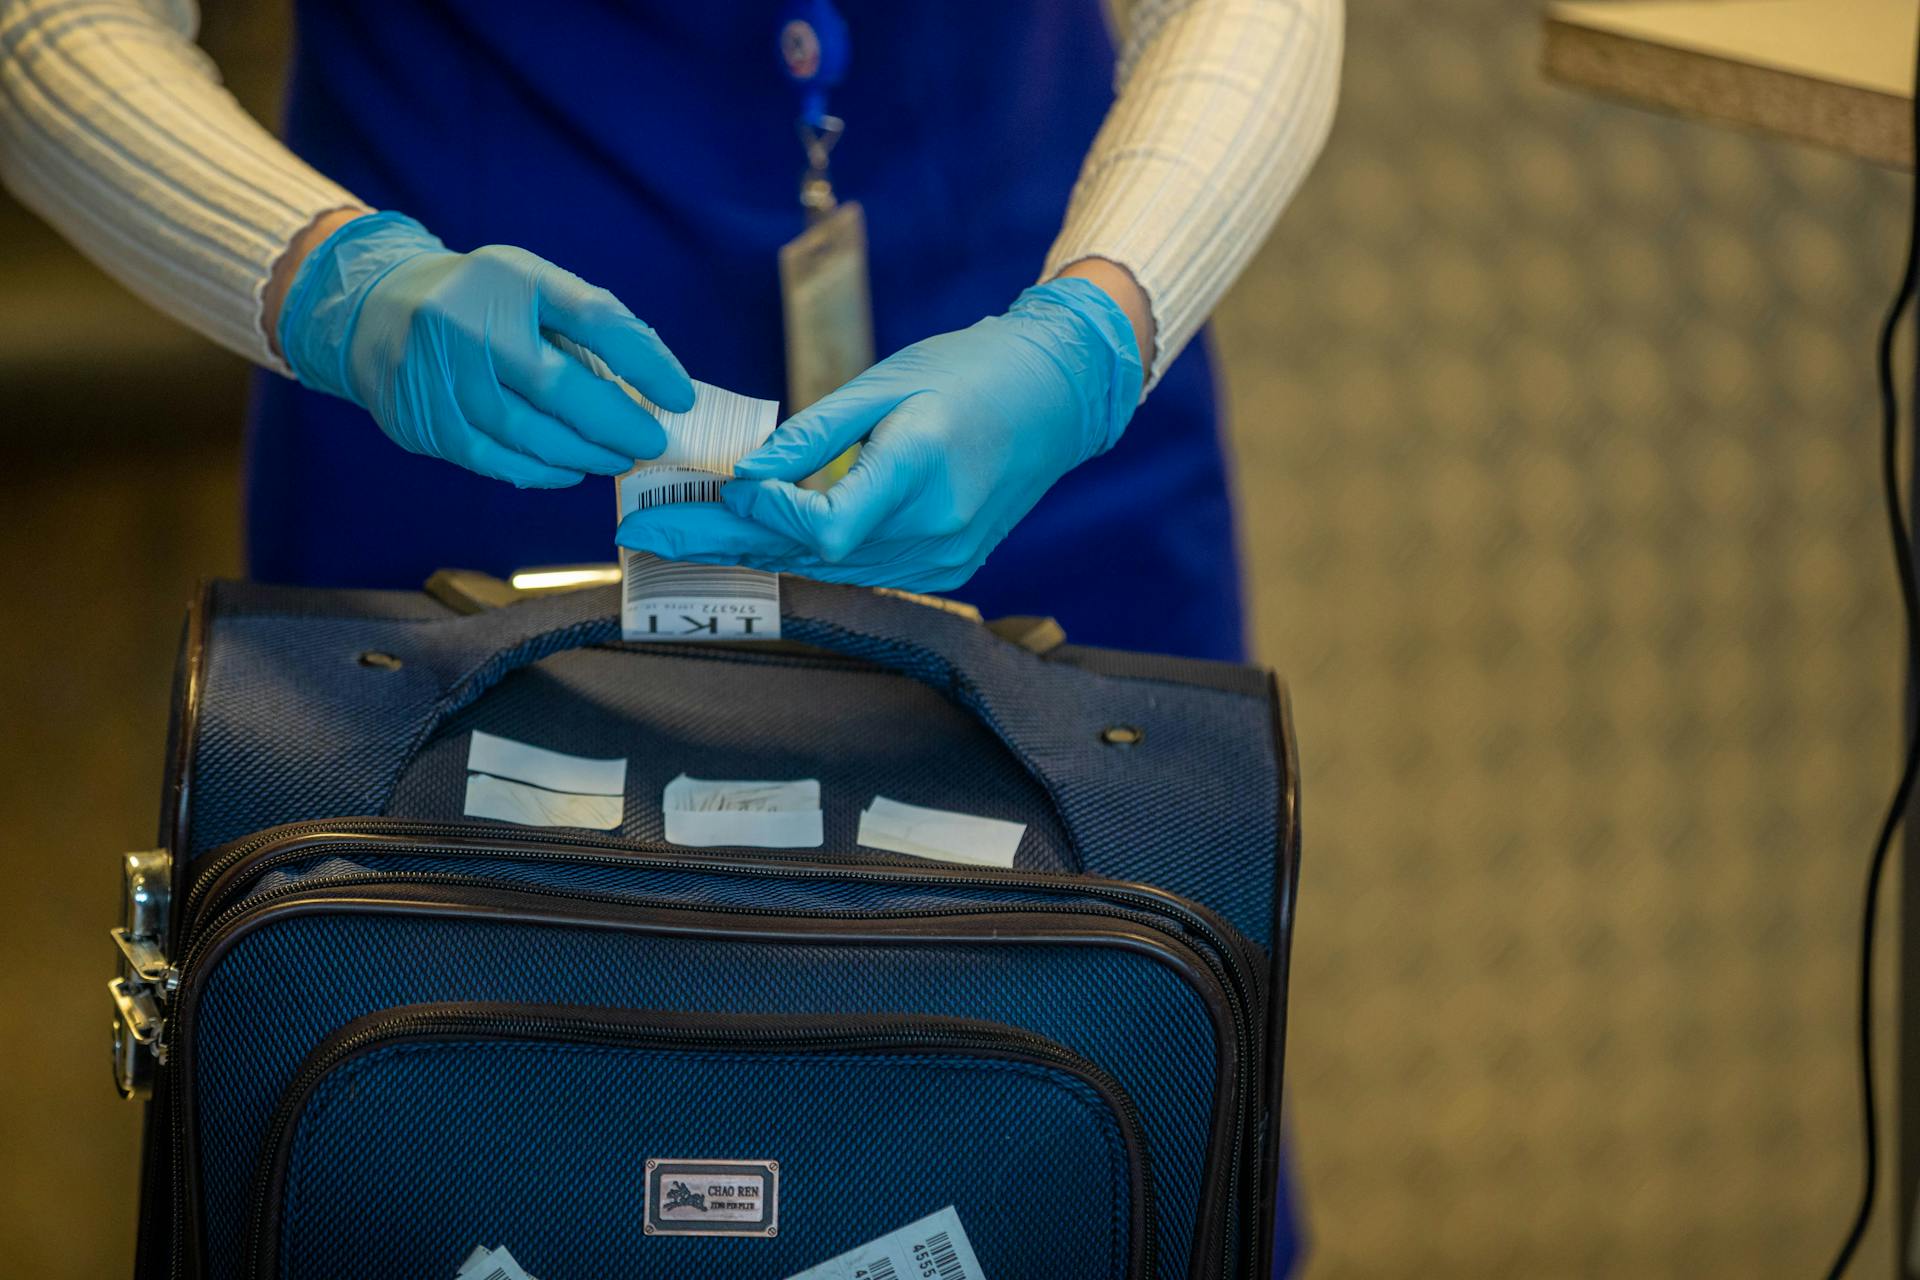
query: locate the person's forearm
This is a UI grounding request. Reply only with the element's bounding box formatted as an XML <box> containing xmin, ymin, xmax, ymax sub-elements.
<box><xmin>0</xmin><ymin>0</ymin><xmax>368</xmax><ymax>370</ymax></box>
<box><xmin>1043</xmin><ymin>0</ymin><xmax>1343</xmax><ymax>390</ymax></box>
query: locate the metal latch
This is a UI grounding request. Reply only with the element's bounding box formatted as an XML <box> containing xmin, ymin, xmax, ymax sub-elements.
<box><xmin>109</xmin><ymin>977</ymin><xmax>162</xmax><ymax>1101</ymax></box>
<box><xmin>111</xmin><ymin>927</ymin><xmax>168</xmax><ymax>983</ymax></box>
<box><xmin>109</xmin><ymin>977</ymin><xmax>161</xmax><ymax>1044</ymax></box>
<box><xmin>109</xmin><ymin>849</ymin><xmax>171</xmax><ymax>1100</ymax></box>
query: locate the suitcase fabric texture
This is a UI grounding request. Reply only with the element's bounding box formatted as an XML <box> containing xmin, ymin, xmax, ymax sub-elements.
<box><xmin>115</xmin><ymin>576</ymin><xmax>1300</xmax><ymax>1280</ymax></box>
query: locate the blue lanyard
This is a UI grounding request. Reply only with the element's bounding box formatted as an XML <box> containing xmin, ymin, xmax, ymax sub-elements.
<box><xmin>776</xmin><ymin>0</ymin><xmax>850</xmax><ymax>130</ymax></box>
<box><xmin>778</xmin><ymin>0</ymin><xmax>850</xmax><ymax>217</ymax></box>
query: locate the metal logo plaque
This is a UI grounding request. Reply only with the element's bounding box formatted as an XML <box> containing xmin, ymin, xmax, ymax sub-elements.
<box><xmin>644</xmin><ymin>1159</ymin><xmax>780</xmax><ymax>1238</ymax></box>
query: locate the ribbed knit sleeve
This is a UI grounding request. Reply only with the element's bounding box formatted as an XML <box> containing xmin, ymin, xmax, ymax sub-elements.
<box><xmin>1</xmin><ymin>0</ymin><xmax>1338</xmax><ymax>385</ymax></box>
<box><xmin>0</xmin><ymin>0</ymin><xmax>365</xmax><ymax>371</ymax></box>
<box><xmin>1047</xmin><ymin>0</ymin><xmax>1343</xmax><ymax>388</ymax></box>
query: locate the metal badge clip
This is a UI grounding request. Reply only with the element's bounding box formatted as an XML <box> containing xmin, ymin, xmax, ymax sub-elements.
<box><xmin>797</xmin><ymin>115</ymin><xmax>845</xmax><ymax>221</ymax></box>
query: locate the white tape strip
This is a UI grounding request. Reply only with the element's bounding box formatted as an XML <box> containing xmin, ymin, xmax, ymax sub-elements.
<box><xmin>463</xmin><ymin>774</ymin><xmax>623</xmax><ymax>831</ymax></box>
<box><xmin>467</xmin><ymin>730</ymin><xmax>626</xmax><ymax>796</ymax></box>
<box><xmin>462</xmin><ymin>730</ymin><xmax>627</xmax><ymax>830</ymax></box>
<box><xmin>856</xmin><ymin>797</ymin><xmax>1026</xmax><ymax>868</ymax></box>
<box><xmin>663</xmin><ymin>775</ymin><xmax>823</xmax><ymax>848</ymax></box>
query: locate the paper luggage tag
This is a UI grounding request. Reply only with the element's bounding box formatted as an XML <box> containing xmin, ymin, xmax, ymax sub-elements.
<box><xmin>455</xmin><ymin>1244</ymin><xmax>538</xmax><ymax>1280</ymax></box>
<box><xmin>779</xmin><ymin>200</ymin><xmax>873</xmax><ymax>487</ymax></box>
<box><xmin>782</xmin><ymin>1205</ymin><xmax>986</xmax><ymax>1280</ymax></box>
<box><xmin>552</xmin><ymin>332</ymin><xmax>785</xmax><ymax>642</ymax></box>
<box><xmin>612</xmin><ymin>379</ymin><xmax>784</xmax><ymax>643</ymax></box>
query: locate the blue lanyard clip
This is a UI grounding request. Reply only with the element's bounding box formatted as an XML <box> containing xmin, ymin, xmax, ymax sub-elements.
<box><xmin>797</xmin><ymin>115</ymin><xmax>844</xmax><ymax>219</ymax></box>
<box><xmin>777</xmin><ymin>0</ymin><xmax>849</xmax><ymax>130</ymax></box>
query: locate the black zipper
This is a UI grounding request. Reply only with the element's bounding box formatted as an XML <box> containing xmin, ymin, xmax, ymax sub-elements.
<box><xmin>181</xmin><ymin>820</ymin><xmax>1261</xmax><ymax>1008</ymax></box>
<box><xmin>181</xmin><ymin>819</ymin><xmax>926</xmax><ymax>933</ymax></box>
<box><xmin>168</xmin><ymin>823</ymin><xmax>1264</xmax><ymax>1280</ymax></box>
<box><xmin>243</xmin><ymin>1005</ymin><xmax>1155</xmax><ymax>1280</ymax></box>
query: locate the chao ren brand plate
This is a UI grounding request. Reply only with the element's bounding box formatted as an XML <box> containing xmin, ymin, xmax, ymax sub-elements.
<box><xmin>644</xmin><ymin>1158</ymin><xmax>782</xmax><ymax>1238</ymax></box>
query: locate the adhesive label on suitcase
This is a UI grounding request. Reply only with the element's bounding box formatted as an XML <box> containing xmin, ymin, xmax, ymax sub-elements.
<box><xmin>645</xmin><ymin>1159</ymin><xmax>780</xmax><ymax>1237</ymax></box>
<box><xmin>463</xmin><ymin>730</ymin><xmax>627</xmax><ymax>830</ymax></box>
<box><xmin>463</xmin><ymin>774</ymin><xmax>623</xmax><ymax>830</ymax></box>
<box><xmin>856</xmin><ymin>796</ymin><xmax>1025</xmax><ymax>868</ymax></box>
<box><xmin>612</xmin><ymin>377</ymin><xmax>783</xmax><ymax>644</ymax></box>
<box><xmin>467</xmin><ymin>731</ymin><xmax>628</xmax><ymax>796</ymax></box>
<box><xmin>782</xmin><ymin>1205</ymin><xmax>985</xmax><ymax>1279</ymax></box>
<box><xmin>455</xmin><ymin>1244</ymin><xmax>538</xmax><ymax>1280</ymax></box>
<box><xmin>663</xmin><ymin>775</ymin><xmax>823</xmax><ymax>848</ymax></box>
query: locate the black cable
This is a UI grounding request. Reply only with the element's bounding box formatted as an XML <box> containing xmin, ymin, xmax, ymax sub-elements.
<box><xmin>1823</xmin><ymin>20</ymin><xmax>1920</xmax><ymax>1275</ymax></box>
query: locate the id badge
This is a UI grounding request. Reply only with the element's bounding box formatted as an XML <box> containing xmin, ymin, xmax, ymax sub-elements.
<box><xmin>779</xmin><ymin>201</ymin><xmax>874</xmax><ymax>486</ymax></box>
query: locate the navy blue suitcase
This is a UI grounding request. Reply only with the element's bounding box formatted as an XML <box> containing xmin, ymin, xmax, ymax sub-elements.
<box><xmin>112</xmin><ymin>576</ymin><xmax>1299</xmax><ymax>1280</ymax></box>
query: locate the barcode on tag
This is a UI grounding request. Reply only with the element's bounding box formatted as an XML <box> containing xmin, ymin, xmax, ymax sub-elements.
<box><xmin>620</xmin><ymin>548</ymin><xmax>781</xmax><ymax>641</ymax></box>
<box><xmin>629</xmin><ymin>472</ymin><xmax>728</xmax><ymax>511</ymax></box>
<box><xmin>782</xmin><ymin>1206</ymin><xmax>984</xmax><ymax>1280</ymax></box>
<box><xmin>613</xmin><ymin>380</ymin><xmax>783</xmax><ymax>644</ymax></box>
<box><xmin>921</xmin><ymin>1230</ymin><xmax>969</xmax><ymax>1279</ymax></box>
<box><xmin>624</xmin><ymin>551</ymin><xmax>781</xmax><ymax>606</ymax></box>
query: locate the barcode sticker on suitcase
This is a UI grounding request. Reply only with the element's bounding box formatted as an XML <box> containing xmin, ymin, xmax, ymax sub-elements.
<box><xmin>612</xmin><ymin>378</ymin><xmax>784</xmax><ymax>643</ymax></box>
<box><xmin>781</xmin><ymin>1206</ymin><xmax>985</xmax><ymax>1280</ymax></box>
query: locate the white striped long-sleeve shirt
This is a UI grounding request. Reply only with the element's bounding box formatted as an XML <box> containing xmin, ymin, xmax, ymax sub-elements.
<box><xmin>0</xmin><ymin>0</ymin><xmax>1340</xmax><ymax>387</ymax></box>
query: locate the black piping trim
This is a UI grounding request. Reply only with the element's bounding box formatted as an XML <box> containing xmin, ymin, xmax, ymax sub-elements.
<box><xmin>182</xmin><ymin>822</ymin><xmax>1250</xmax><ymax>949</ymax></box>
<box><xmin>1255</xmin><ymin>676</ymin><xmax>1302</xmax><ymax>1274</ymax></box>
<box><xmin>165</xmin><ymin>579</ymin><xmax>212</xmax><ymax>902</ymax></box>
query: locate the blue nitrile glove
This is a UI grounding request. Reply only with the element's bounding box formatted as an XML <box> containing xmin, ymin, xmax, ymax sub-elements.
<box><xmin>279</xmin><ymin>211</ymin><xmax>694</xmax><ymax>487</ymax></box>
<box><xmin>614</xmin><ymin>277</ymin><xmax>1144</xmax><ymax>592</ymax></box>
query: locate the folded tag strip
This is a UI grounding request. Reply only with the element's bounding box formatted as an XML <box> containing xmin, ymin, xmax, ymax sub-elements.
<box><xmin>615</xmin><ymin>380</ymin><xmax>783</xmax><ymax>643</ymax></box>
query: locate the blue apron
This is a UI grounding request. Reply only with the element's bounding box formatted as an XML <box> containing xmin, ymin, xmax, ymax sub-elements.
<box><xmin>250</xmin><ymin>1</ymin><xmax>1251</xmax><ymax>664</ymax></box>
<box><xmin>251</xmin><ymin>2</ymin><xmax>1293</xmax><ymax>1257</ymax></box>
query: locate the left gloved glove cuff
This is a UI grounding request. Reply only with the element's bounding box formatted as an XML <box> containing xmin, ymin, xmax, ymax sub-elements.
<box><xmin>277</xmin><ymin>210</ymin><xmax>448</xmax><ymax>404</ymax></box>
<box><xmin>1007</xmin><ymin>277</ymin><xmax>1146</xmax><ymax>458</ymax></box>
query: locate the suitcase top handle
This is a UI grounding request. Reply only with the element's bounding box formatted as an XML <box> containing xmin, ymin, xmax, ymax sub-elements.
<box><xmin>409</xmin><ymin>579</ymin><xmax>1077</xmax><ymax>835</ymax></box>
<box><xmin>409</xmin><ymin>575</ymin><xmax>1261</xmax><ymax>853</ymax></box>
<box><xmin>192</xmin><ymin>577</ymin><xmax>1283</xmax><ymax>942</ymax></box>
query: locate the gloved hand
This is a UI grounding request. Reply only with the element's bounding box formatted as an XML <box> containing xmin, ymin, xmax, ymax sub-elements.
<box><xmin>614</xmin><ymin>277</ymin><xmax>1144</xmax><ymax>592</ymax></box>
<box><xmin>278</xmin><ymin>211</ymin><xmax>693</xmax><ymax>487</ymax></box>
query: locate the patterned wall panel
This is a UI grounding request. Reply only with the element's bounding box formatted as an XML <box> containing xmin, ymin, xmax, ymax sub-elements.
<box><xmin>1211</xmin><ymin>4</ymin><xmax>1908</xmax><ymax>1276</ymax></box>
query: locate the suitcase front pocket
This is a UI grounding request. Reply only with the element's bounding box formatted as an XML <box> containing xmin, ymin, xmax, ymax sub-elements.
<box><xmin>246</xmin><ymin>1004</ymin><xmax>1151</xmax><ymax>1280</ymax></box>
<box><xmin>173</xmin><ymin>825</ymin><xmax>1252</xmax><ymax>1279</ymax></box>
